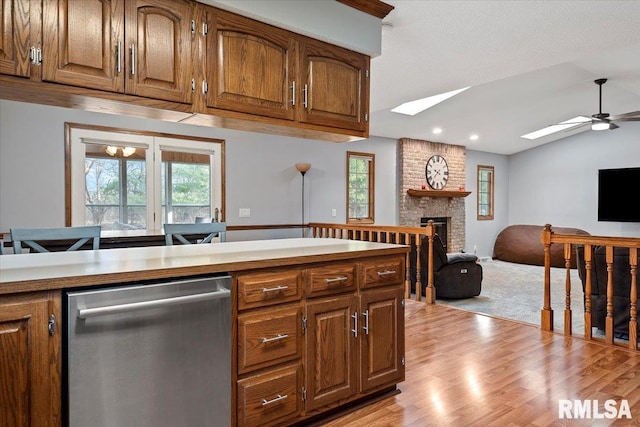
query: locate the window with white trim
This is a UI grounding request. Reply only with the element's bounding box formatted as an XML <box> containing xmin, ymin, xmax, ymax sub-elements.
<box><xmin>68</xmin><ymin>126</ymin><xmax>224</xmax><ymax>231</ymax></box>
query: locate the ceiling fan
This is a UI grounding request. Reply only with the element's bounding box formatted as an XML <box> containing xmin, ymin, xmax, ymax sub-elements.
<box><xmin>571</xmin><ymin>78</ymin><xmax>640</xmax><ymax>131</ymax></box>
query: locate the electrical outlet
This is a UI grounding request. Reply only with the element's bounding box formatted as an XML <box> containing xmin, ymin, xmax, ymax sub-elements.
<box><xmin>331</xmin><ymin>209</ymin><xmax>337</xmax><ymax>217</ymax></box>
<box><xmin>239</xmin><ymin>208</ymin><xmax>251</xmax><ymax>218</ymax></box>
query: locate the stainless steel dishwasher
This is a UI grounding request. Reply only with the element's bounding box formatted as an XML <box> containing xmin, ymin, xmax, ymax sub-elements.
<box><xmin>64</xmin><ymin>275</ymin><xmax>231</xmax><ymax>427</ymax></box>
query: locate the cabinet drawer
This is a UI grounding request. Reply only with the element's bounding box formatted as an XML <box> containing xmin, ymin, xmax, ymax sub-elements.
<box><xmin>305</xmin><ymin>263</ymin><xmax>357</xmax><ymax>297</ymax></box>
<box><xmin>238</xmin><ymin>305</ymin><xmax>301</xmax><ymax>374</ymax></box>
<box><xmin>237</xmin><ymin>363</ymin><xmax>302</xmax><ymax>427</ymax></box>
<box><xmin>360</xmin><ymin>256</ymin><xmax>405</xmax><ymax>289</ymax></box>
<box><xmin>237</xmin><ymin>270</ymin><xmax>302</xmax><ymax>310</ymax></box>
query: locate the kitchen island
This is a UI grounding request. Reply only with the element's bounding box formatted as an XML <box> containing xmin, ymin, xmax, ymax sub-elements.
<box><xmin>0</xmin><ymin>238</ymin><xmax>408</xmax><ymax>427</ymax></box>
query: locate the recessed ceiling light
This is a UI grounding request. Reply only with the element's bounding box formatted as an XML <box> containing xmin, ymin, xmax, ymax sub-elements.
<box><xmin>391</xmin><ymin>87</ymin><xmax>470</xmax><ymax>116</ymax></box>
<box><xmin>469</xmin><ymin>134</ymin><xmax>479</xmax><ymax>141</ymax></box>
<box><xmin>521</xmin><ymin>116</ymin><xmax>591</xmax><ymax>140</ymax></box>
<box><xmin>433</xmin><ymin>127</ymin><xmax>442</xmax><ymax>134</ymax></box>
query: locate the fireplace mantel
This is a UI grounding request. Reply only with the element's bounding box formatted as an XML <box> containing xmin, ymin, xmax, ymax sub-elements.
<box><xmin>407</xmin><ymin>189</ymin><xmax>471</xmax><ymax>198</ymax></box>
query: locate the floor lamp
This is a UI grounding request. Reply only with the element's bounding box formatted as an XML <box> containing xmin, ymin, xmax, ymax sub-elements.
<box><xmin>295</xmin><ymin>163</ymin><xmax>311</xmax><ymax>237</ymax></box>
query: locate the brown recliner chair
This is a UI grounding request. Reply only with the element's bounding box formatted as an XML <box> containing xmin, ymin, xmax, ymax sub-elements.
<box><xmin>410</xmin><ymin>234</ymin><xmax>482</xmax><ymax>299</ymax></box>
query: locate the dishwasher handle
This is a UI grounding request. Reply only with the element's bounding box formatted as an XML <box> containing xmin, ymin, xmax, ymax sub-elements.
<box><xmin>77</xmin><ymin>288</ymin><xmax>231</xmax><ymax>319</ymax></box>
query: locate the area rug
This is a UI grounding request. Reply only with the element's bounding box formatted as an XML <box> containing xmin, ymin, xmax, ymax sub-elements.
<box><xmin>435</xmin><ymin>259</ymin><xmax>587</xmax><ymax>335</ymax></box>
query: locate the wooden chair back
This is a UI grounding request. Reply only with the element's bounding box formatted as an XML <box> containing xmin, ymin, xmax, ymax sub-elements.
<box><xmin>164</xmin><ymin>222</ymin><xmax>227</xmax><ymax>245</ymax></box>
<box><xmin>10</xmin><ymin>226</ymin><xmax>101</xmax><ymax>253</ymax></box>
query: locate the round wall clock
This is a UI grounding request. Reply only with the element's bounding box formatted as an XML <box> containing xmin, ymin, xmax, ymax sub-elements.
<box><xmin>425</xmin><ymin>155</ymin><xmax>449</xmax><ymax>190</ymax></box>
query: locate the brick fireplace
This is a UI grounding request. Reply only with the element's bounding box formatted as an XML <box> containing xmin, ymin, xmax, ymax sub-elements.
<box><xmin>398</xmin><ymin>138</ymin><xmax>467</xmax><ymax>252</ymax></box>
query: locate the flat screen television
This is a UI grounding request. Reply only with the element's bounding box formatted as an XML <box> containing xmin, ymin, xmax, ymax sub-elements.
<box><xmin>598</xmin><ymin>167</ymin><xmax>640</xmax><ymax>222</ymax></box>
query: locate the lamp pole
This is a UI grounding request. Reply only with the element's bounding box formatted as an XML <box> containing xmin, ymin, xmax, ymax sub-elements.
<box><xmin>295</xmin><ymin>163</ymin><xmax>311</xmax><ymax>237</ymax></box>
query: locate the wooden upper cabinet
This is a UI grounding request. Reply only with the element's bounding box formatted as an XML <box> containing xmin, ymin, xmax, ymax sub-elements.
<box><xmin>42</xmin><ymin>0</ymin><xmax>125</xmax><ymax>91</ymax></box>
<box><xmin>0</xmin><ymin>0</ymin><xmax>31</xmax><ymax>78</ymax></box>
<box><xmin>299</xmin><ymin>37</ymin><xmax>369</xmax><ymax>132</ymax></box>
<box><xmin>126</xmin><ymin>0</ymin><xmax>194</xmax><ymax>103</ymax></box>
<box><xmin>206</xmin><ymin>9</ymin><xmax>296</xmax><ymax>121</ymax></box>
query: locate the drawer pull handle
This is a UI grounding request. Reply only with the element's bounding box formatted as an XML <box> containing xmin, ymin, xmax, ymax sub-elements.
<box><xmin>351</xmin><ymin>312</ymin><xmax>358</xmax><ymax>337</ymax></box>
<box><xmin>325</xmin><ymin>276</ymin><xmax>348</xmax><ymax>283</ymax></box>
<box><xmin>262</xmin><ymin>285</ymin><xmax>289</xmax><ymax>293</ymax></box>
<box><xmin>262</xmin><ymin>394</ymin><xmax>288</xmax><ymax>406</ymax></box>
<box><xmin>363</xmin><ymin>309</ymin><xmax>369</xmax><ymax>335</ymax></box>
<box><xmin>377</xmin><ymin>270</ymin><xmax>396</xmax><ymax>277</ymax></box>
<box><xmin>261</xmin><ymin>334</ymin><xmax>289</xmax><ymax>344</ymax></box>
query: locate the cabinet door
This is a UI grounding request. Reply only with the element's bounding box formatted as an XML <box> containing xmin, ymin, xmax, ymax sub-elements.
<box><xmin>360</xmin><ymin>286</ymin><xmax>404</xmax><ymax>392</ymax></box>
<box><xmin>0</xmin><ymin>0</ymin><xmax>31</xmax><ymax>77</ymax></box>
<box><xmin>304</xmin><ymin>294</ymin><xmax>358</xmax><ymax>411</ymax></box>
<box><xmin>206</xmin><ymin>9</ymin><xmax>296</xmax><ymax>120</ymax></box>
<box><xmin>299</xmin><ymin>37</ymin><xmax>369</xmax><ymax>132</ymax></box>
<box><xmin>42</xmin><ymin>0</ymin><xmax>125</xmax><ymax>92</ymax></box>
<box><xmin>126</xmin><ymin>0</ymin><xmax>193</xmax><ymax>103</ymax></box>
<box><xmin>0</xmin><ymin>291</ymin><xmax>60</xmax><ymax>427</ymax></box>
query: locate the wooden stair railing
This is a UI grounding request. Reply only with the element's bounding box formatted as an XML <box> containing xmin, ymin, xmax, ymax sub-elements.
<box><xmin>308</xmin><ymin>222</ymin><xmax>437</xmax><ymax>303</ymax></box>
<box><xmin>541</xmin><ymin>224</ymin><xmax>640</xmax><ymax>350</ymax></box>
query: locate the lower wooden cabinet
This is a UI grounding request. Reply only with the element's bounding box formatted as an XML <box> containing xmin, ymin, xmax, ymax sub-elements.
<box><xmin>305</xmin><ymin>293</ymin><xmax>359</xmax><ymax>410</ymax></box>
<box><xmin>234</xmin><ymin>256</ymin><xmax>405</xmax><ymax>427</ymax></box>
<box><xmin>360</xmin><ymin>286</ymin><xmax>405</xmax><ymax>392</ymax></box>
<box><xmin>237</xmin><ymin>363</ymin><xmax>303</xmax><ymax>427</ymax></box>
<box><xmin>0</xmin><ymin>291</ymin><xmax>61</xmax><ymax>427</ymax></box>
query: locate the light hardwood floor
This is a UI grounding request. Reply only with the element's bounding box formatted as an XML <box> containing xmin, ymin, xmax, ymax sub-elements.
<box><xmin>322</xmin><ymin>301</ymin><xmax>640</xmax><ymax>426</ymax></box>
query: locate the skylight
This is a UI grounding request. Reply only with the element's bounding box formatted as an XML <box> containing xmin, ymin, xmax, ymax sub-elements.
<box><xmin>391</xmin><ymin>87</ymin><xmax>470</xmax><ymax>116</ymax></box>
<box><xmin>521</xmin><ymin>116</ymin><xmax>591</xmax><ymax>140</ymax></box>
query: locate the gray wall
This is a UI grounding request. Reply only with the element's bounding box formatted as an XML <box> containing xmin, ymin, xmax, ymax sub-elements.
<box><xmin>465</xmin><ymin>150</ymin><xmax>510</xmax><ymax>259</ymax></box>
<box><xmin>508</xmin><ymin>124</ymin><xmax>640</xmax><ymax>237</ymax></box>
<box><xmin>0</xmin><ymin>100</ymin><xmax>398</xmax><ymax>241</ymax></box>
<box><xmin>2</xmin><ymin>99</ymin><xmax>638</xmax><ymax>248</ymax></box>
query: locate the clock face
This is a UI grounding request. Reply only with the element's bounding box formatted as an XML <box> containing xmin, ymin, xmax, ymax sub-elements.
<box><xmin>426</xmin><ymin>155</ymin><xmax>449</xmax><ymax>190</ymax></box>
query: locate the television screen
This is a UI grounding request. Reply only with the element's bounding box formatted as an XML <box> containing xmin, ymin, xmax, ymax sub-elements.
<box><xmin>598</xmin><ymin>167</ymin><xmax>640</xmax><ymax>222</ymax></box>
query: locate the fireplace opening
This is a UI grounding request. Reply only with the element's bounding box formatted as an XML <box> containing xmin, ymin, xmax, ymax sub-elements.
<box><xmin>420</xmin><ymin>217</ymin><xmax>448</xmax><ymax>250</ymax></box>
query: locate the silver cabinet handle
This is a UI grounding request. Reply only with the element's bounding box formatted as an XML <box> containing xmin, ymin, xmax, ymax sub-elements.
<box><xmin>351</xmin><ymin>312</ymin><xmax>358</xmax><ymax>337</ymax></box>
<box><xmin>77</xmin><ymin>289</ymin><xmax>230</xmax><ymax>319</ymax></box>
<box><xmin>130</xmin><ymin>44</ymin><xmax>135</xmax><ymax>75</ymax></box>
<box><xmin>363</xmin><ymin>309</ymin><xmax>369</xmax><ymax>335</ymax></box>
<box><xmin>291</xmin><ymin>81</ymin><xmax>296</xmax><ymax>106</ymax></box>
<box><xmin>116</xmin><ymin>41</ymin><xmax>122</xmax><ymax>73</ymax></box>
<box><xmin>262</xmin><ymin>285</ymin><xmax>289</xmax><ymax>293</ymax></box>
<box><xmin>303</xmin><ymin>84</ymin><xmax>308</xmax><ymax>108</ymax></box>
<box><xmin>377</xmin><ymin>270</ymin><xmax>396</xmax><ymax>277</ymax></box>
<box><xmin>325</xmin><ymin>276</ymin><xmax>348</xmax><ymax>283</ymax></box>
<box><xmin>262</xmin><ymin>394</ymin><xmax>288</xmax><ymax>406</ymax></box>
<box><xmin>261</xmin><ymin>333</ymin><xmax>288</xmax><ymax>344</ymax></box>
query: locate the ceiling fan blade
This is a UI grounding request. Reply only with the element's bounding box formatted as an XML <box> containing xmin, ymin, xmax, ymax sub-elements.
<box><xmin>609</xmin><ymin>123</ymin><xmax>620</xmax><ymax>130</ymax></box>
<box><xmin>613</xmin><ymin>117</ymin><xmax>640</xmax><ymax>122</ymax></box>
<box><xmin>562</xmin><ymin>122</ymin><xmax>590</xmax><ymax>132</ymax></box>
<box><xmin>609</xmin><ymin>111</ymin><xmax>640</xmax><ymax>120</ymax></box>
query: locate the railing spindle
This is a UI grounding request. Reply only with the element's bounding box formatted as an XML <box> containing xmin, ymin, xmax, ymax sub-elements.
<box><xmin>564</xmin><ymin>243</ymin><xmax>573</xmax><ymax>336</ymax></box>
<box><xmin>629</xmin><ymin>248</ymin><xmax>638</xmax><ymax>350</ymax></box>
<box><xmin>605</xmin><ymin>246</ymin><xmax>614</xmax><ymax>345</ymax></box>
<box><xmin>584</xmin><ymin>244</ymin><xmax>593</xmax><ymax>340</ymax></box>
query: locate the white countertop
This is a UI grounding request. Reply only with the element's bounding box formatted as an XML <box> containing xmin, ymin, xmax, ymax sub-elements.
<box><xmin>0</xmin><ymin>238</ymin><xmax>407</xmax><ymax>294</ymax></box>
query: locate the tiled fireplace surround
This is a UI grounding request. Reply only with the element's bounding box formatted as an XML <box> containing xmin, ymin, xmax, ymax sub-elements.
<box><xmin>398</xmin><ymin>138</ymin><xmax>467</xmax><ymax>252</ymax></box>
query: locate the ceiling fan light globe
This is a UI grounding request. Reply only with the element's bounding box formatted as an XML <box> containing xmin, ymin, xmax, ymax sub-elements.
<box><xmin>591</xmin><ymin>122</ymin><xmax>610</xmax><ymax>131</ymax></box>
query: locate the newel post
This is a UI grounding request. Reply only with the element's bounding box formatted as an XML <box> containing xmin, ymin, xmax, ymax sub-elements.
<box><xmin>541</xmin><ymin>224</ymin><xmax>554</xmax><ymax>331</ymax></box>
<box><xmin>425</xmin><ymin>220</ymin><xmax>436</xmax><ymax>304</ymax></box>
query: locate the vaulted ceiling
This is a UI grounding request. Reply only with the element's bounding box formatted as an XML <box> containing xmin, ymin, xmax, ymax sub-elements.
<box><xmin>369</xmin><ymin>1</ymin><xmax>640</xmax><ymax>155</ymax></box>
